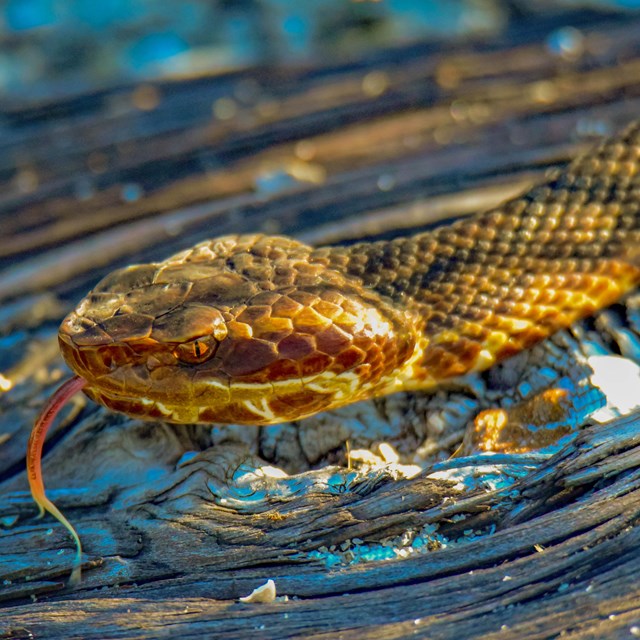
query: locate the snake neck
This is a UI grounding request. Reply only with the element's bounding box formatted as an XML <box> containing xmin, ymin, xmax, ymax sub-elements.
<box><xmin>313</xmin><ymin>122</ymin><xmax>640</xmax><ymax>383</ymax></box>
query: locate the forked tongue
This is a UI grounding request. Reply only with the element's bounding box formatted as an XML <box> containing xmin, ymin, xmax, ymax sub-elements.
<box><xmin>27</xmin><ymin>375</ymin><xmax>87</xmax><ymax>585</ymax></box>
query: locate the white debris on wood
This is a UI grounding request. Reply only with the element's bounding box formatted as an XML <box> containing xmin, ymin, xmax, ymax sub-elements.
<box><xmin>239</xmin><ymin>579</ymin><xmax>276</xmax><ymax>604</ymax></box>
<box><xmin>378</xmin><ymin>442</ymin><xmax>399</xmax><ymax>464</ymax></box>
<box><xmin>348</xmin><ymin>444</ymin><xmax>422</xmax><ymax>478</ymax></box>
<box><xmin>588</xmin><ymin>355</ymin><xmax>640</xmax><ymax>422</ymax></box>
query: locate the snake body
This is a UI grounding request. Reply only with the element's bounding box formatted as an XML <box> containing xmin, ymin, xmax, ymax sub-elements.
<box><xmin>58</xmin><ymin>123</ymin><xmax>640</xmax><ymax>427</ymax></box>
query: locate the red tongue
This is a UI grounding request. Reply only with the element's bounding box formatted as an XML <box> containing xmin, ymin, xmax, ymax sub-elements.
<box><xmin>27</xmin><ymin>375</ymin><xmax>87</xmax><ymax>585</ymax></box>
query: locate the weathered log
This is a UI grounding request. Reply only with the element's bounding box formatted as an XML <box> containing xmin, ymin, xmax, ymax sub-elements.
<box><xmin>1</xmin><ymin>9</ymin><xmax>640</xmax><ymax>640</ymax></box>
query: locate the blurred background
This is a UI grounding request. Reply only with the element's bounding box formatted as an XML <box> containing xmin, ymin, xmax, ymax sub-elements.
<box><xmin>3</xmin><ymin>0</ymin><xmax>640</xmax><ymax>301</ymax></box>
<box><xmin>2</xmin><ymin>0</ymin><xmax>640</xmax><ymax>102</ymax></box>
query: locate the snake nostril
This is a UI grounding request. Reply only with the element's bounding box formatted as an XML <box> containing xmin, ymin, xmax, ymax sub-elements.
<box><xmin>114</xmin><ymin>305</ymin><xmax>134</xmax><ymax>316</ymax></box>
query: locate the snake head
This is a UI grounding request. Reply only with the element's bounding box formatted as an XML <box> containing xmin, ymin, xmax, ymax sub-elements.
<box><xmin>59</xmin><ymin>235</ymin><xmax>417</xmax><ymax>424</ymax></box>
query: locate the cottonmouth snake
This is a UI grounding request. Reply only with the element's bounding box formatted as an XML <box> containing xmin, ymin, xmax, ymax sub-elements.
<box><xmin>28</xmin><ymin>120</ymin><xmax>640</xmax><ymax>582</ymax></box>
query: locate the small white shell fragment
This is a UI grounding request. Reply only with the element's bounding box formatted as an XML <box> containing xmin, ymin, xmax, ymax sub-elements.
<box><xmin>239</xmin><ymin>579</ymin><xmax>276</xmax><ymax>603</ymax></box>
<box><xmin>349</xmin><ymin>448</ymin><xmax>382</xmax><ymax>465</ymax></box>
<box><xmin>397</xmin><ymin>464</ymin><xmax>422</xmax><ymax>478</ymax></box>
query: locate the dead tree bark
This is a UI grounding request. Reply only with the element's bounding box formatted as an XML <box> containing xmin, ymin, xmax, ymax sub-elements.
<box><xmin>1</xmin><ymin>9</ymin><xmax>640</xmax><ymax>640</ymax></box>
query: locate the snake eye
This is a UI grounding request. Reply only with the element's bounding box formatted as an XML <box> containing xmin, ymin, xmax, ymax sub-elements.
<box><xmin>174</xmin><ymin>336</ymin><xmax>218</xmax><ymax>364</ymax></box>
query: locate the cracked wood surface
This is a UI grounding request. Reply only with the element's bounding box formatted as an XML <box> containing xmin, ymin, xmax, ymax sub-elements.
<box><xmin>1</xmin><ymin>9</ymin><xmax>640</xmax><ymax>640</ymax></box>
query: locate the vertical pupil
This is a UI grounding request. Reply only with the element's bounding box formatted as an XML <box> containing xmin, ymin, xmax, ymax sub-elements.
<box><xmin>194</xmin><ymin>342</ymin><xmax>202</xmax><ymax>357</ymax></box>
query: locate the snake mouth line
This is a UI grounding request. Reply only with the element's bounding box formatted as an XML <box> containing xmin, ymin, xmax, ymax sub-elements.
<box><xmin>82</xmin><ymin>367</ymin><xmax>374</xmax><ymax>425</ymax></box>
<box><xmin>83</xmin><ymin>385</ymin><xmax>208</xmax><ymax>423</ymax></box>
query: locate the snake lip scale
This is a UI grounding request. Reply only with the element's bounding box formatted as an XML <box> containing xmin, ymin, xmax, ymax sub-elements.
<box><xmin>27</xmin><ymin>121</ymin><xmax>640</xmax><ymax>583</ymax></box>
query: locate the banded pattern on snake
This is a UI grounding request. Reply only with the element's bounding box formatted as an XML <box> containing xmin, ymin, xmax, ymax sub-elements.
<box><xmin>28</xmin><ymin>120</ymin><xmax>640</xmax><ymax>582</ymax></box>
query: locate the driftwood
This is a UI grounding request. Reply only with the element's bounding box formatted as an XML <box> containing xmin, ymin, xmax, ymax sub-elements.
<box><xmin>1</xmin><ymin>8</ymin><xmax>640</xmax><ymax>639</ymax></box>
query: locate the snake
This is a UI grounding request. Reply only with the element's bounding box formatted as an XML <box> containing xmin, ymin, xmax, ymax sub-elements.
<box><xmin>27</xmin><ymin>121</ymin><xmax>640</xmax><ymax>583</ymax></box>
